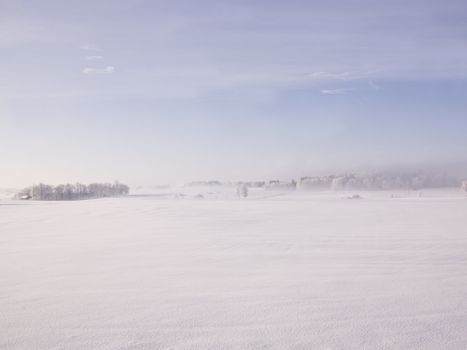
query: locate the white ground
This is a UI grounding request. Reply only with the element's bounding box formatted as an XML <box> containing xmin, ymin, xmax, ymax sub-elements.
<box><xmin>1</xmin><ymin>188</ymin><xmax>467</xmax><ymax>349</ymax></box>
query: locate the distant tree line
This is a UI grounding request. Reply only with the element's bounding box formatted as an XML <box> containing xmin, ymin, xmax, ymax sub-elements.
<box><xmin>184</xmin><ymin>173</ymin><xmax>461</xmax><ymax>192</ymax></box>
<box><xmin>298</xmin><ymin>173</ymin><xmax>459</xmax><ymax>191</ymax></box>
<box><xmin>265</xmin><ymin>180</ymin><xmax>297</xmax><ymax>190</ymax></box>
<box><xmin>16</xmin><ymin>181</ymin><xmax>129</xmax><ymax>200</ymax></box>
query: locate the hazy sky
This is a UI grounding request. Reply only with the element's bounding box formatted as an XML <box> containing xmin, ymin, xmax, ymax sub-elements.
<box><xmin>1</xmin><ymin>0</ymin><xmax>467</xmax><ymax>187</ymax></box>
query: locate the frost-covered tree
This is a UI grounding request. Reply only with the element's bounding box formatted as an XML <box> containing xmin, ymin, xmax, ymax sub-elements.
<box><xmin>237</xmin><ymin>183</ymin><xmax>248</xmax><ymax>198</ymax></box>
<box><xmin>462</xmin><ymin>181</ymin><xmax>467</xmax><ymax>194</ymax></box>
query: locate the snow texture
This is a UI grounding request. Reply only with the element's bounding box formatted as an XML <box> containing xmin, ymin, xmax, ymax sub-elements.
<box><xmin>1</xmin><ymin>188</ymin><xmax>467</xmax><ymax>349</ymax></box>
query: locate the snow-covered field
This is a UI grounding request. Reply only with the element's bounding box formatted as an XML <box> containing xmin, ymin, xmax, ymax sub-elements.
<box><xmin>1</xmin><ymin>188</ymin><xmax>467</xmax><ymax>349</ymax></box>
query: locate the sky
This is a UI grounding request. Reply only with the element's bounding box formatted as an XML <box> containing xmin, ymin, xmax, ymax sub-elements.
<box><xmin>1</xmin><ymin>0</ymin><xmax>467</xmax><ymax>187</ymax></box>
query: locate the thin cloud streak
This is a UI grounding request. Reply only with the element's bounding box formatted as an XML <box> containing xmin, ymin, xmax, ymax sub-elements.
<box><xmin>307</xmin><ymin>71</ymin><xmax>369</xmax><ymax>81</ymax></box>
<box><xmin>80</xmin><ymin>44</ymin><xmax>100</xmax><ymax>51</ymax></box>
<box><xmin>82</xmin><ymin>66</ymin><xmax>115</xmax><ymax>74</ymax></box>
<box><xmin>321</xmin><ymin>88</ymin><xmax>355</xmax><ymax>95</ymax></box>
<box><xmin>85</xmin><ymin>55</ymin><xmax>103</xmax><ymax>61</ymax></box>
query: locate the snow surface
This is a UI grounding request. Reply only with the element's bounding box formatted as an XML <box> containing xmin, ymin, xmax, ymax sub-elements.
<box><xmin>1</xmin><ymin>188</ymin><xmax>467</xmax><ymax>349</ymax></box>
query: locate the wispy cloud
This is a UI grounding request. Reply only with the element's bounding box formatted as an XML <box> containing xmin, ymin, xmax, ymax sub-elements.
<box><xmin>368</xmin><ymin>80</ymin><xmax>382</xmax><ymax>91</ymax></box>
<box><xmin>85</xmin><ymin>55</ymin><xmax>103</xmax><ymax>61</ymax></box>
<box><xmin>80</xmin><ymin>44</ymin><xmax>100</xmax><ymax>51</ymax></box>
<box><xmin>321</xmin><ymin>88</ymin><xmax>354</xmax><ymax>95</ymax></box>
<box><xmin>82</xmin><ymin>66</ymin><xmax>115</xmax><ymax>74</ymax></box>
<box><xmin>307</xmin><ymin>71</ymin><xmax>362</xmax><ymax>81</ymax></box>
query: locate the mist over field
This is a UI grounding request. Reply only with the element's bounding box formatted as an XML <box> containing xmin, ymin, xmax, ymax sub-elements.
<box><xmin>2</xmin><ymin>0</ymin><xmax>467</xmax><ymax>349</ymax></box>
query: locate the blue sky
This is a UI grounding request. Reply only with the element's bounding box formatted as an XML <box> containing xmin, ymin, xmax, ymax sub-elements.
<box><xmin>1</xmin><ymin>0</ymin><xmax>467</xmax><ymax>187</ymax></box>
